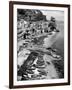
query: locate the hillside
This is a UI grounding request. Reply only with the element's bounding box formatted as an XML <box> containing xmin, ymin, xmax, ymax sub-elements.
<box><xmin>17</xmin><ymin>9</ymin><xmax>47</xmax><ymax>21</ymax></box>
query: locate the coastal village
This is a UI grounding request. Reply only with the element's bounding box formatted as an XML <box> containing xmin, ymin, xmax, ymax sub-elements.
<box><xmin>17</xmin><ymin>9</ymin><xmax>63</xmax><ymax>80</ymax></box>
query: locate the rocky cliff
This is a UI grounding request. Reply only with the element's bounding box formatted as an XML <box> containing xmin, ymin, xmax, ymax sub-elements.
<box><xmin>17</xmin><ymin>9</ymin><xmax>47</xmax><ymax>21</ymax></box>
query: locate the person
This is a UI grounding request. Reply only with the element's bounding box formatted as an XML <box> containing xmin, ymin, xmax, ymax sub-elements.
<box><xmin>48</xmin><ymin>16</ymin><xmax>57</xmax><ymax>32</ymax></box>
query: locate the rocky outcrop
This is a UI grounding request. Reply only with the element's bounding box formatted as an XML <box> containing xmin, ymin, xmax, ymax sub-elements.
<box><xmin>17</xmin><ymin>9</ymin><xmax>47</xmax><ymax>21</ymax></box>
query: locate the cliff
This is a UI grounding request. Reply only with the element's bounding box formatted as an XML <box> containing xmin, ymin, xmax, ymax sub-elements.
<box><xmin>17</xmin><ymin>9</ymin><xmax>47</xmax><ymax>21</ymax></box>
